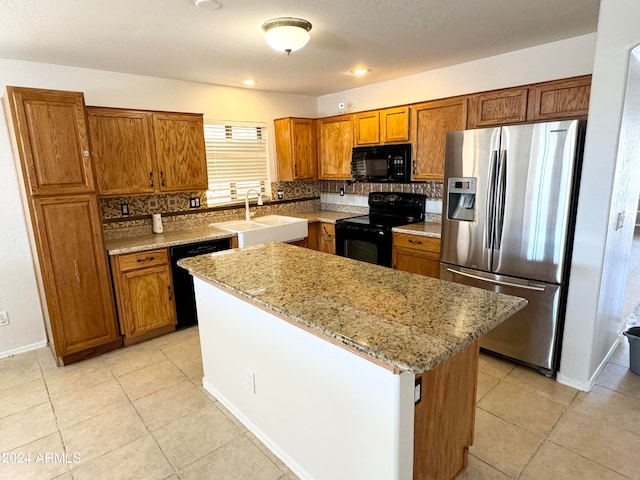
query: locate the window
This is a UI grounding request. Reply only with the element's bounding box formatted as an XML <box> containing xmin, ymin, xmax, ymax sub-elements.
<box><xmin>203</xmin><ymin>121</ymin><xmax>270</xmax><ymax>205</ymax></box>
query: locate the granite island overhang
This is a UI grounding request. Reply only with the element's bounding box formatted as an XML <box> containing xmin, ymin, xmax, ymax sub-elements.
<box><xmin>178</xmin><ymin>242</ymin><xmax>527</xmax><ymax>480</ymax></box>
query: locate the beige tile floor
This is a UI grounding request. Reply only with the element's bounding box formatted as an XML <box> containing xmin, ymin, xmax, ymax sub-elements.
<box><xmin>0</xmin><ymin>325</ymin><xmax>639</xmax><ymax>480</ymax></box>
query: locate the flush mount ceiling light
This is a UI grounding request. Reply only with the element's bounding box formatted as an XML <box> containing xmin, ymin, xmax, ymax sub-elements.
<box><xmin>261</xmin><ymin>17</ymin><xmax>312</xmax><ymax>55</ymax></box>
<box><xmin>351</xmin><ymin>68</ymin><xmax>370</xmax><ymax>76</ymax></box>
<box><xmin>194</xmin><ymin>0</ymin><xmax>222</xmax><ymax>10</ymax></box>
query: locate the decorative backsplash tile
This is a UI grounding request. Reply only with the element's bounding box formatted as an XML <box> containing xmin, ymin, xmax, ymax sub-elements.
<box><xmin>101</xmin><ymin>179</ymin><xmax>443</xmax><ymax>239</ymax></box>
<box><xmin>320</xmin><ymin>180</ymin><xmax>443</xmax><ymax>198</ymax></box>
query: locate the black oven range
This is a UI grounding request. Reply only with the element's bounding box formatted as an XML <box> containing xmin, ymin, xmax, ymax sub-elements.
<box><xmin>335</xmin><ymin>192</ymin><xmax>427</xmax><ymax>267</ymax></box>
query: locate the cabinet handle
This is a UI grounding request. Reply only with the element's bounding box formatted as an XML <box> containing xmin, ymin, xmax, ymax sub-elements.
<box><xmin>136</xmin><ymin>256</ymin><xmax>156</xmax><ymax>263</ymax></box>
<box><xmin>408</xmin><ymin>239</ymin><xmax>423</xmax><ymax>245</ymax></box>
<box><xmin>160</xmin><ymin>170</ymin><xmax>165</xmax><ymax>187</ymax></box>
<box><xmin>73</xmin><ymin>259</ymin><xmax>81</xmax><ymax>286</ymax></box>
<box><xmin>168</xmin><ymin>285</ymin><xmax>173</xmax><ymax>302</ymax></box>
<box><xmin>149</xmin><ymin>171</ymin><xmax>154</xmax><ymax>187</ymax></box>
<box><xmin>412</xmin><ymin>160</ymin><xmax>416</xmax><ymax>176</ymax></box>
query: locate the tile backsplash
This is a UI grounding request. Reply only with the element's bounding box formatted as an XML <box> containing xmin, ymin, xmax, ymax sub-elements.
<box><xmin>101</xmin><ymin>179</ymin><xmax>443</xmax><ymax>239</ymax></box>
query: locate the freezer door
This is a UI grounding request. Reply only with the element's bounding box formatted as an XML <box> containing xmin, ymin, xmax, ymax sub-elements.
<box><xmin>492</xmin><ymin>120</ymin><xmax>579</xmax><ymax>284</ymax></box>
<box><xmin>441</xmin><ymin>127</ymin><xmax>501</xmax><ymax>271</ymax></box>
<box><xmin>440</xmin><ymin>264</ymin><xmax>562</xmax><ymax>374</ymax></box>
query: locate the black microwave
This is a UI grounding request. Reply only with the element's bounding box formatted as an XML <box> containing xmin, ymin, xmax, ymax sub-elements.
<box><xmin>351</xmin><ymin>143</ymin><xmax>412</xmax><ymax>183</ymax></box>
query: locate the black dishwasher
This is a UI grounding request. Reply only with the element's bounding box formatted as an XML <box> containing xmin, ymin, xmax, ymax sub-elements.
<box><xmin>169</xmin><ymin>238</ymin><xmax>231</xmax><ymax>329</ymax></box>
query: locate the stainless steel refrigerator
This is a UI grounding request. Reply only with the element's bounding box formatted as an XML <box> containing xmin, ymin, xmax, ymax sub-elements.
<box><xmin>439</xmin><ymin>120</ymin><xmax>584</xmax><ymax>376</ymax></box>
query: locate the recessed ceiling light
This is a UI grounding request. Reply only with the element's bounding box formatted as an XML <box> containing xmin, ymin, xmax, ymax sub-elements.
<box><xmin>194</xmin><ymin>0</ymin><xmax>222</xmax><ymax>10</ymax></box>
<box><xmin>351</xmin><ymin>68</ymin><xmax>370</xmax><ymax>76</ymax></box>
<box><xmin>243</xmin><ymin>80</ymin><xmax>256</xmax><ymax>86</ymax></box>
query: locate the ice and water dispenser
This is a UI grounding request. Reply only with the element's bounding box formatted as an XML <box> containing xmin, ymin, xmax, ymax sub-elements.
<box><xmin>447</xmin><ymin>177</ymin><xmax>477</xmax><ymax>222</ymax></box>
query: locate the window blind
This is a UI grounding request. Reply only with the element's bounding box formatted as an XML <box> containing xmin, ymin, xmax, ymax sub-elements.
<box><xmin>203</xmin><ymin>122</ymin><xmax>270</xmax><ymax>205</ymax></box>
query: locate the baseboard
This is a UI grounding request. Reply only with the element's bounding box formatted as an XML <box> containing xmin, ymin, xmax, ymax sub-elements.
<box><xmin>0</xmin><ymin>340</ymin><xmax>47</xmax><ymax>359</ymax></box>
<box><xmin>556</xmin><ymin>336</ymin><xmax>621</xmax><ymax>392</ymax></box>
<box><xmin>202</xmin><ymin>378</ymin><xmax>311</xmax><ymax>480</ymax></box>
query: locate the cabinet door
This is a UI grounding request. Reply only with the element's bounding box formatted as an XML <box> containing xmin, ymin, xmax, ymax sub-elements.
<box><xmin>354</xmin><ymin>111</ymin><xmax>380</xmax><ymax>145</ymax></box>
<box><xmin>274</xmin><ymin>117</ymin><xmax>318</xmax><ymax>181</ymax></box>
<box><xmin>317</xmin><ymin>115</ymin><xmax>353</xmax><ymax>180</ymax></box>
<box><xmin>392</xmin><ymin>247</ymin><xmax>441</xmax><ymax>278</ymax></box>
<box><xmin>527</xmin><ymin>75</ymin><xmax>591</xmax><ymax>121</ymax></box>
<box><xmin>87</xmin><ymin>108</ymin><xmax>156</xmax><ymax>195</ymax></box>
<box><xmin>318</xmin><ymin>223</ymin><xmax>336</xmax><ymax>255</ymax></box>
<box><xmin>153</xmin><ymin>113</ymin><xmax>208</xmax><ymax>192</ymax></box>
<box><xmin>291</xmin><ymin>118</ymin><xmax>318</xmax><ymax>179</ymax></box>
<box><xmin>411</xmin><ymin>98</ymin><xmax>467</xmax><ymax>180</ymax></box>
<box><xmin>116</xmin><ymin>264</ymin><xmax>176</xmax><ymax>338</ymax></box>
<box><xmin>468</xmin><ymin>88</ymin><xmax>528</xmax><ymax>128</ymax></box>
<box><xmin>6</xmin><ymin>87</ymin><xmax>95</xmax><ymax>196</ymax></box>
<box><xmin>380</xmin><ymin>107</ymin><xmax>410</xmax><ymax>143</ymax></box>
<box><xmin>33</xmin><ymin>195</ymin><xmax>119</xmax><ymax>356</ymax></box>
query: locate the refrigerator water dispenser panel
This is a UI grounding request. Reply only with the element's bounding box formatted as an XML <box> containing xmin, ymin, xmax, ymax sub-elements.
<box><xmin>447</xmin><ymin>177</ymin><xmax>477</xmax><ymax>222</ymax></box>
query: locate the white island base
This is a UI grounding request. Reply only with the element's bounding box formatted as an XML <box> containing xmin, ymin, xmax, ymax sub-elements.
<box><xmin>194</xmin><ymin>277</ymin><xmax>478</xmax><ymax>480</ymax></box>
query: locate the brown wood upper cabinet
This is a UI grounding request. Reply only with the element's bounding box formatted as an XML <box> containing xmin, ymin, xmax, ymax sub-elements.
<box><xmin>468</xmin><ymin>88</ymin><xmax>529</xmax><ymax>128</ymax></box>
<box><xmin>410</xmin><ymin>98</ymin><xmax>468</xmax><ymax>181</ymax></box>
<box><xmin>527</xmin><ymin>75</ymin><xmax>591</xmax><ymax>121</ymax></box>
<box><xmin>468</xmin><ymin>75</ymin><xmax>592</xmax><ymax>127</ymax></box>
<box><xmin>110</xmin><ymin>248</ymin><xmax>176</xmax><ymax>345</ymax></box>
<box><xmin>354</xmin><ymin>107</ymin><xmax>410</xmax><ymax>145</ymax></box>
<box><xmin>5</xmin><ymin>87</ymin><xmax>95</xmax><ymax>196</ymax></box>
<box><xmin>274</xmin><ymin>117</ymin><xmax>318</xmax><ymax>181</ymax></box>
<box><xmin>317</xmin><ymin>115</ymin><xmax>353</xmax><ymax>180</ymax></box>
<box><xmin>87</xmin><ymin>107</ymin><xmax>207</xmax><ymax>195</ymax></box>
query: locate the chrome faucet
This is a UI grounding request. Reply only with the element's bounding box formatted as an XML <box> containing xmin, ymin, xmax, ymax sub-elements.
<box><xmin>245</xmin><ymin>189</ymin><xmax>263</xmax><ymax>222</ymax></box>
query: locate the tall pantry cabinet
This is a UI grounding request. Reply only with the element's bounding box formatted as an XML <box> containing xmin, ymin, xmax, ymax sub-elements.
<box><xmin>4</xmin><ymin>87</ymin><xmax>121</xmax><ymax>365</ymax></box>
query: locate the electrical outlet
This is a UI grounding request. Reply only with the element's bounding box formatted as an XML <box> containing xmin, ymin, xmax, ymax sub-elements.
<box><xmin>340</xmin><ymin>187</ymin><xmax>345</xmax><ymax>196</ymax></box>
<box><xmin>0</xmin><ymin>311</ymin><xmax>9</xmax><ymax>327</ymax></box>
<box><xmin>616</xmin><ymin>211</ymin><xmax>625</xmax><ymax>230</ymax></box>
<box><xmin>189</xmin><ymin>197</ymin><xmax>201</xmax><ymax>208</ymax></box>
<box><xmin>120</xmin><ymin>203</ymin><xmax>129</xmax><ymax>216</ymax></box>
<box><xmin>148</xmin><ymin>198</ymin><xmax>158</xmax><ymax>210</ymax></box>
<box><xmin>167</xmin><ymin>197</ymin><xmax>177</xmax><ymax>210</ymax></box>
<box><xmin>414</xmin><ymin>377</ymin><xmax>422</xmax><ymax>405</ymax></box>
<box><xmin>246</xmin><ymin>369</ymin><xmax>256</xmax><ymax>394</ymax></box>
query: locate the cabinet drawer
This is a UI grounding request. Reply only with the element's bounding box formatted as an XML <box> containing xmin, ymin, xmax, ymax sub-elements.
<box><xmin>393</xmin><ymin>234</ymin><xmax>440</xmax><ymax>253</ymax></box>
<box><xmin>116</xmin><ymin>249</ymin><xmax>169</xmax><ymax>272</ymax></box>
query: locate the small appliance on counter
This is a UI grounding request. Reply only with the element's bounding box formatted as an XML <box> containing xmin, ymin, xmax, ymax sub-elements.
<box><xmin>439</xmin><ymin>119</ymin><xmax>585</xmax><ymax>376</ymax></box>
<box><xmin>335</xmin><ymin>192</ymin><xmax>426</xmax><ymax>267</ymax></box>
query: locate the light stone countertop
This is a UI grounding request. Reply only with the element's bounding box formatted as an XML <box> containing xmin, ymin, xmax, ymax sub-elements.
<box><xmin>105</xmin><ymin>226</ymin><xmax>235</xmax><ymax>255</ymax></box>
<box><xmin>393</xmin><ymin>222</ymin><xmax>442</xmax><ymax>238</ymax></box>
<box><xmin>178</xmin><ymin>242</ymin><xmax>527</xmax><ymax>373</ymax></box>
<box><xmin>104</xmin><ymin>210</ymin><xmax>355</xmax><ymax>255</ymax></box>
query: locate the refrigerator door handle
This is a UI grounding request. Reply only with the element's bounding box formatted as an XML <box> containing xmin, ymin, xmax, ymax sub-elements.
<box><xmin>486</xmin><ymin>150</ymin><xmax>499</xmax><ymax>249</ymax></box>
<box><xmin>445</xmin><ymin>267</ymin><xmax>547</xmax><ymax>292</ymax></box>
<box><xmin>494</xmin><ymin>150</ymin><xmax>508</xmax><ymax>249</ymax></box>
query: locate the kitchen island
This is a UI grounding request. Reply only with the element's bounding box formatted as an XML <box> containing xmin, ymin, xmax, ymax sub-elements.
<box><xmin>178</xmin><ymin>243</ymin><xmax>526</xmax><ymax>480</ymax></box>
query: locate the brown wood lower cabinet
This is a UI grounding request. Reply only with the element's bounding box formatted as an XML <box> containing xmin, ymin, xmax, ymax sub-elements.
<box><xmin>306</xmin><ymin>222</ymin><xmax>336</xmax><ymax>254</ymax></box>
<box><xmin>318</xmin><ymin>223</ymin><xmax>336</xmax><ymax>254</ymax></box>
<box><xmin>414</xmin><ymin>341</ymin><xmax>479</xmax><ymax>480</ymax></box>
<box><xmin>392</xmin><ymin>233</ymin><xmax>441</xmax><ymax>278</ymax></box>
<box><xmin>33</xmin><ymin>195</ymin><xmax>122</xmax><ymax>363</ymax></box>
<box><xmin>110</xmin><ymin>248</ymin><xmax>177</xmax><ymax>345</ymax></box>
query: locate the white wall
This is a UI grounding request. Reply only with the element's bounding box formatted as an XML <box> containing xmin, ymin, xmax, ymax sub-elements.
<box><xmin>317</xmin><ymin>34</ymin><xmax>596</xmax><ymax>116</ymax></box>
<box><xmin>0</xmin><ymin>59</ymin><xmax>317</xmax><ymax>357</ymax></box>
<box><xmin>558</xmin><ymin>0</ymin><xmax>640</xmax><ymax>390</ymax></box>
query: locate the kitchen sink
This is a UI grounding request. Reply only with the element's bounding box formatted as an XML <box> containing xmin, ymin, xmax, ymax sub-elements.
<box><xmin>210</xmin><ymin>215</ymin><xmax>308</xmax><ymax>247</ymax></box>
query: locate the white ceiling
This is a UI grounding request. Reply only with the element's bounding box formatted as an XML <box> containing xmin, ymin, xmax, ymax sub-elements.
<box><xmin>0</xmin><ymin>0</ymin><xmax>600</xmax><ymax>97</ymax></box>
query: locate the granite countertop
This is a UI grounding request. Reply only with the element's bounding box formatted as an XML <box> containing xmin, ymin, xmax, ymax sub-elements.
<box><xmin>393</xmin><ymin>222</ymin><xmax>442</xmax><ymax>238</ymax></box>
<box><xmin>105</xmin><ymin>210</ymin><xmax>355</xmax><ymax>255</ymax></box>
<box><xmin>105</xmin><ymin>226</ymin><xmax>235</xmax><ymax>255</ymax></box>
<box><xmin>178</xmin><ymin>242</ymin><xmax>527</xmax><ymax>373</ymax></box>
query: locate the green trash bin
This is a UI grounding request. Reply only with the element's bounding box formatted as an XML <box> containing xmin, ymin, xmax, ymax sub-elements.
<box><xmin>623</xmin><ymin>326</ymin><xmax>640</xmax><ymax>376</ymax></box>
